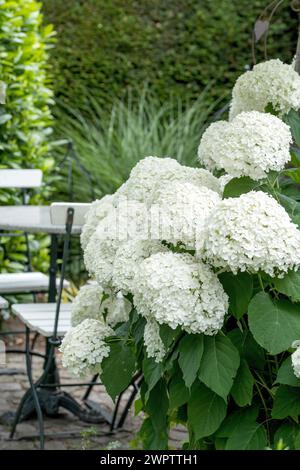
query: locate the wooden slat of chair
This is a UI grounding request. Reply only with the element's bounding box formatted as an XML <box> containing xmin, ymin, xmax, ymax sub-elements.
<box><xmin>11</xmin><ymin>303</ymin><xmax>72</xmax><ymax>337</ymax></box>
<box><xmin>0</xmin><ymin>272</ymin><xmax>70</xmax><ymax>294</ymax></box>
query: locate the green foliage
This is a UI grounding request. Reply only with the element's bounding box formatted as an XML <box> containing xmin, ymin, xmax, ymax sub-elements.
<box><xmin>95</xmin><ymin>133</ymin><xmax>300</xmax><ymax>449</ymax></box>
<box><xmin>144</xmin><ymin>380</ymin><xmax>169</xmax><ymax>449</ymax></box>
<box><xmin>168</xmin><ymin>371</ymin><xmax>190</xmax><ymax>410</ymax></box>
<box><xmin>100</xmin><ymin>342</ymin><xmax>136</xmax><ymax>401</ymax></box>
<box><xmin>0</xmin><ymin>0</ymin><xmax>54</xmax><ymax>169</ymax></box>
<box><xmin>42</xmin><ymin>0</ymin><xmax>297</xmax><ymax>112</ymax></box>
<box><xmin>272</xmin><ymin>270</ymin><xmax>300</xmax><ymax>302</ymax></box>
<box><xmin>248</xmin><ymin>292</ymin><xmax>300</xmax><ymax>355</ymax></box>
<box><xmin>0</xmin><ymin>0</ymin><xmax>54</xmax><ymax>273</ymax></box>
<box><xmin>142</xmin><ymin>356</ymin><xmax>164</xmax><ymax>395</ymax></box>
<box><xmin>276</xmin><ymin>357</ymin><xmax>300</xmax><ymax>388</ymax></box>
<box><xmin>277</xmin><ymin>193</ymin><xmax>300</xmax><ymax>227</ymax></box>
<box><xmin>225</xmin><ymin>421</ymin><xmax>267</xmax><ymax>450</ymax></box>
<box><xmin>274</xmin><ymin>423</ymin><xmax>300</xmax><ymax>450</ymax></box>
<box><xmin>51</xmin><ymin>2</ymin><xmax>300</xmax><ymax>449</ymax></box>
<box><xmin>188</xmin><ymin>381</ymin><xmax>227</xmax><ymax>440</ymax></box>
<box><xmin>228</xmin><ymin>329</ymin><xmax>265</xmax><ymax>370</ymax></box>
<box><xmin>215</xmin><ymin>407</ymin><xmax>267</xmax><ymax>450</ymax></box>
<box><xmin>198</xmin><ymin>335</ymin><xmax>240</xmax><ymax>401</ymax></box>
<box><xmin>178</xmin><ymin>334</ymin><xmax>203</xmax><ymax>389</ymax></box>
<box><xmin>230</xmin><ymin>359</ymin><xmax>254</xmax><ymax>407</ymax></box>
<box><xmin>52</xmin><ymin>91</ymin><xmax>218</xmax><ymax>202</ymax></box>
<box><xmin>219</xmin><ymin>272</ymin><xmax>253</xmax><ymax>319</ymax></box>
<box><xmin>272</xmin><ymin>386</ymin><xmax>300</xmax><ymax>419</ymax></box>
<box><xmin>223</xmin><ymin>176</ymin><xmax>261</xmax><ymax>198</ymax></box>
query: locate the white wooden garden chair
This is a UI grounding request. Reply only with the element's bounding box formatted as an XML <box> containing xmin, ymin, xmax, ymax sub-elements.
<box><xmin>7</xmin><ymin>203</ymin><xmax>120</xmax><ymax>450</ymax></box>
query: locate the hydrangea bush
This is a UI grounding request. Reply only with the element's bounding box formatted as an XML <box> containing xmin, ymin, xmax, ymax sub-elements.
<box><xmin>61</xmin><ymin>58</ymin><xmax>300</xmax><ymax>450</ymax></box>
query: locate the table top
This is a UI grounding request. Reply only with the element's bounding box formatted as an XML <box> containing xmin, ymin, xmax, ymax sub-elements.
<box><xmin>0</xmin><ymin>206</ymin><xmax>83</xmax><ymax>234</ymax></box>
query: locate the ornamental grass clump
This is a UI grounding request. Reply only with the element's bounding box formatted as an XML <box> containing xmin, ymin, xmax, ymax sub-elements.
<box><xmin>61</xmin><ymin>59</ymin><xmax>300</xmax><ymax>450</ymax></box>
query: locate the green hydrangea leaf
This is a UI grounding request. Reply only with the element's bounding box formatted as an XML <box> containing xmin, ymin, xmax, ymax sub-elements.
<box><xmin>198</xmin><ymin>334</ymin><xmax>240</xmax><ymax>400</ymax></box>
<box><xmin>248</xmin><ymin>292</ymin><xmax>300</xmax><ymax>355</ymax></box>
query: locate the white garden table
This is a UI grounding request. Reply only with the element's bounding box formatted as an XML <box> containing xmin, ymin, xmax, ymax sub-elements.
<box><xmin>0</xmin><ymin>205</ymin><xmax>82</xmax><ymax>234</ymax></box>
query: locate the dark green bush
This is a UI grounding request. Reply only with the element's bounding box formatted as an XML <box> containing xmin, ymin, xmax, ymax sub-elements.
<box><xmin>43</xmin><ymin>0</ymin><xmax>297</xmax><ymax>111</ymax></box>
<box><xmin>0</xmin><ymin>0</ymin><xmax>55</xmax><ymax>274</ymax></box>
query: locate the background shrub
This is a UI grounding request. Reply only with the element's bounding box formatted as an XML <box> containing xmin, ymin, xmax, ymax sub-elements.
<box><xmin>43</xmin><ymin>0</ymin><xmax>298</xmax><ymax>112</ymax></box>
<box><xmin>0</xmin><ymin>0</ymin><xmax>55</xmax><ymax>274</ymax></box>
<box><xmin>54</xmin><ymin>89</ymin><xmax>221</xmax><ymax>202</ymax></box>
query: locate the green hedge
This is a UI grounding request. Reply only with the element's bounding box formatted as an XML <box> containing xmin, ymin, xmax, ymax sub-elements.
<box><xmin>0</xmin><ymin>0</ymin><xmax>54</xmax><ymax>274</ymax></box>
<box><xmin>43</xmin><ymin>0</ymin><xmax>297</xmax><ymax>111</ymax></box>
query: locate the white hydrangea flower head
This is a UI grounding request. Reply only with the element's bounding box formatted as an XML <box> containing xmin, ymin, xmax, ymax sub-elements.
<box><xmin>112</xmin><ymin>239</ymin><xmax>167</xmax><ymax>293</ymax></box>
<box><xmin>229</xmin><ymin>59</ymin><xmax>300</xmax><ymax>119</ymax></box>
<box><xmin>152</xmin><ymin>182</ymin><xmax>221</xmax><ymax>249</ymax></box>
<box><xmin>143</xmin><ymin>318</ymin><xmax>166</xmax><ymax>363</ymax></box>
<box><xmin>133</xmin><ymin>252</ymin><xmax>228</xmax><ymax>335</ymax></box>
<box><xmin>60</xmin><ymin>319</ymin><xmax>113</xmax><ymax>377</ymax></box>
<box><xmin>71</xmin><ymin>282</ymin><xmax>104</xmax><ymax>327</ymax></box>
<box><xmin>81</xmin><ymin>195</ymin><xmax>114</xmax><ymax>250</ymax></box>
<box><xmin>174</xmin><ymin>165</ymin><xmax>221</xmax><ymax>195</ymax></box>
<box><xmin>115</xmin><ymin>156</ymin><xmax>180</xmax><ymax>205</ymax></box>
<box><xmin>198</xmin><ymin>111</ymin><xmax>292</xmax><ymax>180</ymax></box>
<box><xmin>116</xmin><ymin>156</ymin><xmax>221</xmax><ymax>205</ymax></box>
<box><xmin>291</xmin><ymin>341</ymin><xmax>300</xmax><ymax>379</ymax></box>
<box><xmin>101</xmin><ymin>291</ymin><xmax>132</xmax><ymax>327</ymax></box>
<box><xmin>71</xmin><ymin>282</ymin><xmax>131</xmax><ymax>327</ymax></box>
<box><xmin>201</xmin><ymin>191</ymin><xmax>300</xmax><ymax>277</ymax></box>
<box><xmin>84</xmin><ymin>199</ymin><xmax>149</xmax><ymax>287</ymax></box>
<box><xmin>84</xmin><ymin>229</ymin><xmax>119</xmax><ymax>288</ymax></box>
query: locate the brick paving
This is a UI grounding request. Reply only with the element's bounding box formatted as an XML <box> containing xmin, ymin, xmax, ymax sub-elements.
<box><xmin>0</xmin><ymin>318</ymin><xmax>188</xmax><ymax>450</ymax></box>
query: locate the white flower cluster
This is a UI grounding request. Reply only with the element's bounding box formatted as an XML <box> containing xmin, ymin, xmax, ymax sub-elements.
<box><xmin>71</xmin><ymin>283</ymin><xmax>104</xmax><ymax>326</ymax></box>
<box><xmin>101</xmin><ymin>291</ymin><xmax>131</xmax><ymax>326</ymax></box>
<box><xmin>84</xmin><ymin>199</ymin><xmax>149</xmax><ymax>288</ymax></box>
<box><xmin>60</xmin><ymin>319</ymin><xmax>113</xmax><ymax>377</ymax></box>
<box><xmin>71</xmin><ymin>282</ymin><xmax>131</xmax><ymax>327</ymax></box>
<box><xmin>61</xmin><ymin>57</ymin><xmax>300</xmax><ymax>375</ymax></box>
<box><xmin>229</xmin><ymin>59</ymin><xmax>300</xmax><ymax>119</ymax></box>
<box><xmin>112</xmin><ymin>239</ymin><xmax>167</xmax><ymax>293</ymax></box>
<box><xmin>152</xmin><ymin>182</ymin><xmax>221</xmax><ymax>249</ymax></box>
<box><xmin>81</xmin><ymin>195</ymin><xmax>114</xmax><ymax>250</ymax></box>
<box><xmin>201</xmin><ymin>191</ymin><xmax>300</xmax><ymax>277</ymax></box>
<box><xmin>116</xmin><ymin>156</ymin><xmax>221</xmax><ymax>205</ymax></box>
<box><xmin>198</xmin><ymin>111</ymin><xmax>292</xmax><ymax>180</ymax></box>
<box><xmin>143</xmin><ymin>318</ymin><xmax>166</xmax><ymax>363</ymax></box>
<box><xmin>133</xmin><ymin>252</ymin><xmax>228</xmax><ymax>335</ymax></box>
<box><xmin>291</xmin><ymin>341</ymin><xmax>300</xmax><ymax>379</ymax></box>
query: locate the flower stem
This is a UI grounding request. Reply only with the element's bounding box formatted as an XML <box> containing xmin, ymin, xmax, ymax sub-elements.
<box><xmin>257</xmin><ymin>274</ymin><xmax>265</xmax><ymax>292</ymax></box>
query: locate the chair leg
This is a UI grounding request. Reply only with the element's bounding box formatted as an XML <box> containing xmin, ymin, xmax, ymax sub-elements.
<box><xmin>110</xmin><ymin>372</ymin><xmax>143</xmax><ymax>431</ymax></box>
<box><xmin>110</xmin><ymin>393</ymin><xmax>123</xmax><ymax>432</ymax></box>
<box><xmin>24</xmin><ymin>327</ymin><xmax>45</xmax><ymax>449</ymax></box>
<box><xmin>10</xmin><ymin>388</ymin><xmax>32</xmax><ymax>439</ymax></box>
<box><xmin>10</xmin><ymin>328</ymin><xmax>45</xmax><ymax>448</ymax></box>
<box><xmin>117</xmin><ymin>384</ymin><xmax>140</xmax><ymax>429</ymax></box>
<box><xmin>117</xmin><ymin>375</ymin><xmax>143</xmax><ymax>429</ymax></box>
<box><xmin>82</xmin><ymin>373</ymin><xmax>99</xmax><ymax>401</ymax></box>
<box><xmin>30</xmin><ymin>332</ymin><xmax>40</xmax><ymax>350</ymax></box>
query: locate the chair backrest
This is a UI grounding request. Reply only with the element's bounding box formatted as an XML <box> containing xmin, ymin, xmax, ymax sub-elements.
<box><xmin>0</xmin><ymin>169</ymin><xmax>43</xmax><ymax>189</ymax></box>
<box><xmin>50</xmin><ymin>202</ymin><xmax>91</xmax><ymax>227</ymax></box>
